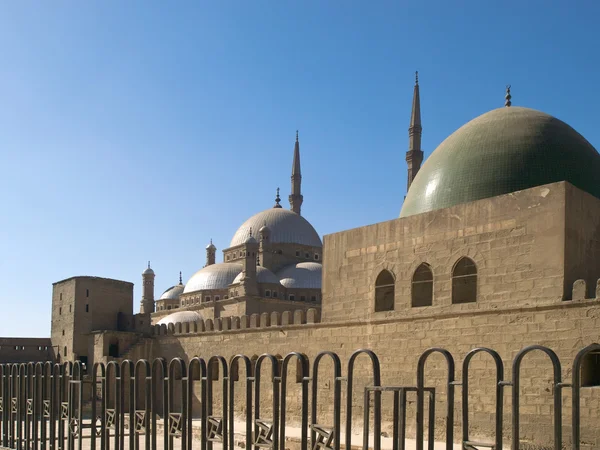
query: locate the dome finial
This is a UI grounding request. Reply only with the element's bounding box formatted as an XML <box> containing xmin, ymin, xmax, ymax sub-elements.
<box><xmin>179</xmin><ymin>271</ymin><xmax>182</xmax><ymax>284</ymax></box>
<box><xmin>274</xmin><ymin>187</ymin><xmax>282</xmax><ymax>208</ymax></box>
<box><xmin>148</xmin><ymin>261</ymin><xmax>151</xmax><ymax>269</ymax></box>
<box><xmin>249</xmin><ymin>227</ymin><xmax>253</xmax><ymax>237</ymax></box>
<box><xmin>505</xmin><ymin>85</ymin><xmax>512</xmax><ymax>107</ymax></box>
<box><xmin>415</xmin><ymin>70</ymin><xmax>418</xmax><ymax>85</ymax></box>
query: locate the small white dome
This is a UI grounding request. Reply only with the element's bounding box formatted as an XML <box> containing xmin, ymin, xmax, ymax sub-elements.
<box><xmin>159</xmin><ymin>284</ymin><xmax>185</xmax><ymax>301</ymax></box>
<box><xmin>157</xmin><ymin>310</ymin><xmax>203</xmax><ymax>326</ymax></box>
<box><xmin>230</xmin><ymin>208</ymin><xmax>322</xmax><ymax>248</ymax></box>
<box><xmin>184</xmin><ymin>263</ymin><xmax>243</xmax><ymax>294</ymax></box>
<box><xmin>277</xmin><ymin>262</ymin><xmax>322</xmax><ymax>289</ymax></box>
<box><xmin>232</xmin><ymin>266</ymin><xmax>282</xmax><ymax>285</ymax></box>
<box><xmin>245</xmin><ymin>235</ymin><xmax>258</xmax><ymax>245</ymax></box>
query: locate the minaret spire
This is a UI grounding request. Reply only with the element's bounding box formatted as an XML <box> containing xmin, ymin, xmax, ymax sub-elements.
<box><xmin>405</xmin><ymin>71</ymin><xmax>424</xmax><ymax>192</ymax></box>
<box><xmin>289</xmin><ymin>130</ymin><xmax>303</xmax><ymax>215</ymax></box>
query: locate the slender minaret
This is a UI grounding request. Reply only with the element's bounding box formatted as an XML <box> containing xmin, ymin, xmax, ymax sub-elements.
<box><xmin>289</xmin><ymin>131</ymin><xmax>303</xmax><ymax>215</ymax></box>
<box><xmin>240</xmin><ymin>228</ymin><xmax>259</xmax><ymax>296</ymax></box>
<box><xmin>259</xmin><ymin>222</ymin><xmax>272</xmax><ymax>268</ymax></box>
<box><xmin>140</xmin><ymin>261</ymin><xmax>155</xmax><ymax>314</ymax></box>
<box><xmin>405</xmin><ymin>71</ymin><xmax>424</xmax><ymax>191</ymax></box>
<box><xmin>205</xmin><ymin>239</ymin><xmax>216</xmax><ymax>267</ymax></box>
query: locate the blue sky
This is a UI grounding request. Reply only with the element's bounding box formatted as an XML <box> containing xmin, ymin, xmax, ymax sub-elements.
<box><xmin>1</xmin><ymin>2</ymin><xmax>599</xmax><ymax>337</ymax></box>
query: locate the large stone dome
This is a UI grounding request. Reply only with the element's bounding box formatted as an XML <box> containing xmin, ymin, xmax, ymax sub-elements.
<box><xmin>232</xmin><ymin>266</ymin><xmax>281</xmax><ymax>285</ymax></box>
<box><xmin>183</xmin><ymin>263</ymin><xmax>243</xmax><ymax>294</ymax></box>
<box><xmin>400</xmin><ymin>106</ymin><xmax>600</xmax><ymax>217</ymax></box>
<box><xmin>230</xmin><ymin>208</ymin><xmax>322</xmax><ymax>248</ymax></box>
<box><xmin>157</xmin><ymin>310</ymin><xmax>203</xmax><ymax>326</ymax></box>
<box><xmin>276</xmin><ymin>262</ymin><xmax>322</xmax><ymax>289</ymax></box>
<box><xmin>159</xmin><ymin>284</ymin><xmax>185</xmax><ymax>301</ymax></box>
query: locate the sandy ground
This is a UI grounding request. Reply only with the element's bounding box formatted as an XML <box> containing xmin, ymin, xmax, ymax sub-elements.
<box><xmin>1</xmin><ymin>418</ymin><xmax>467</xmax><ymax>450</ymax></box>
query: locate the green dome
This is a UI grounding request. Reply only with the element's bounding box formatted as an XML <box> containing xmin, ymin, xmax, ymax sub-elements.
<box><xmin>400</xmin><ymin>106</ymin><xmax>600</xmax><ymax>217</ymax></box>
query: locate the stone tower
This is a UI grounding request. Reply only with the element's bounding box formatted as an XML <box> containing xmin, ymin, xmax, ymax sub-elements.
<box><xmin>405</xmin><ymin>72</ymin><xmax>423</xmax><ymax>191</ymax></box>
<box><xmin>140</xmin><ymin>262</ymin><xmax>155</xmax><ymax>314</ymax></box>
<box><xmin>239</xmin><ymin>230</ymin><xmax>259</xmax><ymax>296</ymax></box>
<box><xmin>289</xmin><ymin>131</ymin><xmax>303</xmax><ymax>215</ymax></box>
<box><xmin>205</xmin><ymin>240</ymin><xmax>216</xmax><ymax>267</ymax></box>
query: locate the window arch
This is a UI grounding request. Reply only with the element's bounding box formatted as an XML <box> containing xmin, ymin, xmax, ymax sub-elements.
<box><xmin>412</xmin><ymin>263</ymin><xmax>433</xmax><ymax>307</ymax></box>
<box><xmin>374</xmin><ymin>270</ymin><xmax>395</xmax><ymax>312</ymax></box>
<box><xmin>452</xmin><ymin>257</ymin><xmax>477</xmax><ymax>304</ymax></box>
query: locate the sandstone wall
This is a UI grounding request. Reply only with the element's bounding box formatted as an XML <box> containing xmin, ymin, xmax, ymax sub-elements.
<box><xmin>147</xmin><ymin>295</ymin><xmax>600</xmax><ymax>448</ymax></box>
<box><xmin>322</xmin><ymin>182</ymin><xmax>569</xmax><ymax>324</ymax></box>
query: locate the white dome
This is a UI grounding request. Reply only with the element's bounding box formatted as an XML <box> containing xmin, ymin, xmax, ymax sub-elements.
<box><xmin>230</xmin><ymin>208</ymin><xmax>322</xmax><ymax>248</ymax></box>
<box><xmin>232</xmin><ymin>266</ymin><xmax>282</xmax><ymax>285</ymax></box>
<box><xmin>276</xmin><ymin>262</ymin><xmax>322</xmax><ymax>289</ymax></box>
<box><xmin>159</xmin><ymin>284</ymin><xmax>185</xmax><ymax>301</ymax></box>
<box><xmin>183</xmin><ymin>263</ymin><xmax>243</xmax><ymax>294</ymax></box>
<box><xmin>157</xmin><ymin>310</ymin><xmax>203</xmax><ymax>326</ymax></box>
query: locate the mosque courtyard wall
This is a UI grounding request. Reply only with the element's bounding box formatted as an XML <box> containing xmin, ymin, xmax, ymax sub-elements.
<box><xmin>142</xmin><ymin>295</ymin><xmax>600</xmax><ymax>448</ymax></box>
<box><xmin>322</xmin><ymin>181</ymin><xmax>577</xmax><ymax>324</ymax></box>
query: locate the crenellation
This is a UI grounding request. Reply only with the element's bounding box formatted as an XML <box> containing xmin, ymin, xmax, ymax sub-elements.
<box><xmin>571</xmin><ymin>279</ymin><xmax>588</xmax><ymax>300</ymax></box>
<box><xmin>260</xmin><ymin>312</ymin><xmax>270</xmax><ymax>327</ymax></box>
<box><xmin>270</xmin><ymin>311</ymin><xmax>280</xmax><ymax>326</ymax></box>
<box><xmin>222</xmin><ymin>316</ymin><xmax>231</xmax><ymax>330</ymax></box>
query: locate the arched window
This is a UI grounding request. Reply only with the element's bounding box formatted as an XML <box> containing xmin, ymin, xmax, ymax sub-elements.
<box><xmin>412</xmin><ymin>263</ymin><xmax>433</xmax><ymax>307</ymax></box>
<box><xmin>452</xmin><ymin>257</ymin><xmax>477</xmax><ymax>304</ymax></box>
<box><xmin>374</xmin><ymin>270</ymin><xmax>395</xmax><ymax>312</ymax></box>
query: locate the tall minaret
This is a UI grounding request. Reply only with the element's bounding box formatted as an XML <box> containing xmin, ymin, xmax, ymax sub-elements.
<box><xmin>405</xmin><ymin>71</ymin><xmax>424</xmax><ymax>191</ymax></box>
<box><xmin>240</xmin><ymin>229</ymin><xmax>259</xmax><ymax>296</ymax></box>
<box><xmin>205</xmin><ymin>239</ymin><xmax>216</xmax><ymax>267</ymax></box>
<box><xmin>140</xmin><ymin>261</ymin><xmax>155</xmax><ymax>314</ymax></box>
<box><xmin>289</xmin><ymin>131</ymin><xmax>303</xmax><ymax>215</ymax></box>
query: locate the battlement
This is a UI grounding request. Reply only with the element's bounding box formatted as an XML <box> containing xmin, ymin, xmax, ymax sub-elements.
<box><xmin>150</xmin><ymin>308</ymin><xmax>321</xmax><ymax>336</ymax></box>
<box><xmin>571</xmin><ymin>278</ymin><xmax>600</xmax><ymax>301</ymax></box>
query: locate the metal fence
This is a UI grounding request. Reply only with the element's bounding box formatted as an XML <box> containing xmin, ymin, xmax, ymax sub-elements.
<box><xmin>0</xmin><ymin>344</ymin><xmax>598</xmax><ymax>450</ymax></box>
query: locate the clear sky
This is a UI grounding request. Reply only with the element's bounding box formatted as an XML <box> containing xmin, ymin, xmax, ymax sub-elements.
<box><xmin>1</xmin><ymin>2</ymin><xmax>599</xmax><ymax>337</ymax></box>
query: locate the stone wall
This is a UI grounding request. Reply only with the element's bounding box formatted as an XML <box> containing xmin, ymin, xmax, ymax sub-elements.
<box><xmin>564</xmin><ymin>183</ymin><xmax>600</xmax><ymax>299</ymax></box>
<box><xmin>51</xmin><ymin>278</ymin><xmax>76</xmax><ymax>362</ymax></box>
<box><xmin>52</xmin><ymin>276</ymin><xmax>133</xmax><ymax>363</ymax></box>
<box><xmin>151</xmin><ymin>297</ymin><xmax>320</xmax><ymax>325</ymax></box>
<box><xmin>147</xmin><ymin>294</ymin><xmax>600</xmax><ymax>448</ymax></box>
<box><xmin>0</xmin><ymin>337</ymin><xmax>53</xmax><ymax>363</ymax></box>
<box><xmin>322</xmin><ymin>182</ymin><xmax>570</xmax><ymax>323</ymax></box>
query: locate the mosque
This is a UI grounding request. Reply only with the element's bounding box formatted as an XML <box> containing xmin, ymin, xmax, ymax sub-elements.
<box><xmin>5</xmin><ymin>74</ymin><xmax>600</xmax><ymax>447</ymax></box>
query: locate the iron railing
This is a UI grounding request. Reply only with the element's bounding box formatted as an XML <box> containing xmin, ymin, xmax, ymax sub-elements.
<box><xmin>0</xmin><ymin>344</ymin><xmax>598</xmax><ymax>450</ymax></box>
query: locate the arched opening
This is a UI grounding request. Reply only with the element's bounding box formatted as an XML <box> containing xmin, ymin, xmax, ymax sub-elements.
<box><xmin>412</xmin><ymin>263</ymin><xmax>433</xmax><ymax>307</ymax></box>
<box><xmin>374</xmin><ymin>270</ymin><xmax>395</xmax><ymax>312</ymax></box>
<box><xmin>581</xmin><ymin>351</ymin><xmax>600</xmax><ymax>387</ymax></box>
<box><xmin>452</xmin><ymin>257</ymin><xmax>477</xmax><ymax>304</ymax></box>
